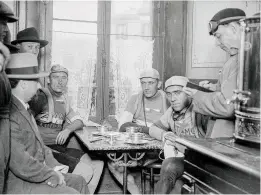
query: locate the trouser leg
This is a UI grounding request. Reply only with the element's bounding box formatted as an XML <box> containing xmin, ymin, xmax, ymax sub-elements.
<box><xmin>155</xmin><ymin>157</ymin><xmax>184</xmax><ymax>194</ymax></box>
<box><xmin>78</xmin><ymin>153</ymin><xmax>104</xmax><ymax>194</ymax></box>
<box><xmin>108</xmin><ymin>161</ymin><xmax>141</xmax><ymax>194</ymax></box>
<box><xmin>64</xmin><ymin>172</ymin><xmax>90</xmax><ymax>194</ymax></box>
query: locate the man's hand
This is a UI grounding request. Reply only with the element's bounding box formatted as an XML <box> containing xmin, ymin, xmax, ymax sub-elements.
<box><xmin>55</xmin><ymin>170</ymin><xmax>66</xmax><ymax>186</ymax></box>
<box><xmin>0</xmin><ymin>42</ymin><xmax>10</xmax><ymax>72</ymax></box>
<box><xmin>56</xmin><ymin>129</ymin><xmax>71</xmax><ymax>145</ymax></box>
<box><xmin>183</xmin><ymin>87</ymin><xmax>198</xmax><ymax>96</ymax></box>
<box><xmin>199</xmin><ymin>80</ymin><xmax>216</xmax><ymax>91</ymax></box>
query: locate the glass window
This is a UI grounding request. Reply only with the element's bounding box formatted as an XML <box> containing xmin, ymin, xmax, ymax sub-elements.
<box><xmin>109</xmin><ymin>0</ymin><xmax>154</xmax><ymax>118</ymax></box>
<box><xmin>52</xmin><ymin>1</ymin><xmax>98</xmax><ymax>122</ymax></box>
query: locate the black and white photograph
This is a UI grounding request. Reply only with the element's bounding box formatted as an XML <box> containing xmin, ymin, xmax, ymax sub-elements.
<box><xmin>0</xmin><ymin>0</ymin><xmax>260</xmax><ymax>194</ymax></box>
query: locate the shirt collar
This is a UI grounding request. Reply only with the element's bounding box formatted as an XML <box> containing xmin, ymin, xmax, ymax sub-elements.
<box><xmin>13</xmin><ymin>94</ymin><xmax>30</xmax><ymax>110</ymax></box>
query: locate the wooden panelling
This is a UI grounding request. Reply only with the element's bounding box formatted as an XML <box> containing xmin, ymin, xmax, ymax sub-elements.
<box><xmin>163</xmin><ymin>1</ymin><xmax>187</xmax><ymax>82</ymax></box>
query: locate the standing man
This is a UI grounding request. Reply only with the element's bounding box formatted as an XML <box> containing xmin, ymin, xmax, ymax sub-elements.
<box><xmin>109</xmin><ymin>68</ymin><xmax>169</xmax><ymax>194</ymax></box>
<box><xmin>29</xmin><ymin>64</ymin><xmax>104</xmax><ymax>194</ymax></box>
<box><xmin>5</xmin><ymin>53</ymin><xmax>89</xmax><ymax>194</ymax></box>
<box><xmin>11</xmin><ymin>27</ymin><xmax>48</xmax><ymax>56</ymax></box>
<box><xmin>0</xmin><ymin>1</ymin><xmax>18</xmax><ymax>193</ymax></box>
<box><xmin>184</xmin><ymin>8</ymin><xmax>246</xmax><ymax>138</ymax></box>
<box><xmin>149</xmin><ymin>76</ymin><xmax>208</xmax><ymax>194</ymax></box>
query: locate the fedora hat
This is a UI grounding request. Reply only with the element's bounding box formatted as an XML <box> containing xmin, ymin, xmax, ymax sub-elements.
<box><xmin>11</xmin><ymin>27</ymin><xmax>48</xmax><ymax>48</ymax></box>
<box><xmin>5</xmin><ymin>53</ymin><xmax>49</xmax><ymax>79</ymax></box>
<box><xmin>0</xmin><ymin>1</ymin><xmax>18</xmax><ymax>23</ymax></box>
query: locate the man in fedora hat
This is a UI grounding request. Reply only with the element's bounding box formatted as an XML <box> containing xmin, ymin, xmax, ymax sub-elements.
<box><xmin>12</xmin><ymin>27</ymin><xmax>48</xmax><ymax>56</ymax></box>
<box><xmin>184</xmin><ymin>8</ymin><xmax>246</xmax><ymax>138</ymax></box>
<box><xmin>0</xmin><ymin>1</ymin><xmax>19</xmax><ymax>193</ymax></box>
<box><xmin>5</xmin><ymin>53</ymin><xmax>89</xmax><ymax>194</ymax></box>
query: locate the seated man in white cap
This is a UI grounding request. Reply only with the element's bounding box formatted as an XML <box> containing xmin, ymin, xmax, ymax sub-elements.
<box><xmin>5</xmin><ymin>53</ymin><xmax>89</xmax><ymax>194</ymax></box>
<box><xmin>28</xmin><ymin>64</ymin><xmax>104</xmax><ymax>194</ymax></box>
<box><xmin>109</xmin><ymin>68</ymin><xmax>169</xmax><ymax>194</ymax></box>
<box><xmin>149</xmin><ymin>76</ymin><xmax>208</xmax><ymax>194</ymax></box>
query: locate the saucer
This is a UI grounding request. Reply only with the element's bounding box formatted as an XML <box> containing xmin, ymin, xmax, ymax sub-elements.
<box><xmin>124</xmin><ymin>139</ymin><xmax>149</xmax><ymax>145</ymax></box>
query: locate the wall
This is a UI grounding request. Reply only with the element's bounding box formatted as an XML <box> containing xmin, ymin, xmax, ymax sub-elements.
<box><xmin>186</xmin><ymin>1</ymin><xmax>261</xmax><ymax>79</ymax></box>
<box><xmin>163</xmin><ymin>1</ymin><xmax>187</xmax><ymax>82</ymax></box>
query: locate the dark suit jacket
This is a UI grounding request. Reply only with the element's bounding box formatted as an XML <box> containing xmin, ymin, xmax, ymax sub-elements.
<box><xmin>6</xmin><ymin>95</ymin><xmax>61</xmax><ymax>193</ymax></box>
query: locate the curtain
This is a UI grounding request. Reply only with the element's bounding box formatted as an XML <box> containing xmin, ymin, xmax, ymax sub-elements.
<box><xmin>110</xmin><ymin>39</ymin><xmax>154</xmax><ymax>121</ymax></box>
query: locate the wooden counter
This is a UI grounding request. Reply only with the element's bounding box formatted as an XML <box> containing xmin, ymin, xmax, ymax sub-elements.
<box><xmin>175</xmin><ymin>137</ymin><xmax>260</xmax><ymax>194</ymax></box>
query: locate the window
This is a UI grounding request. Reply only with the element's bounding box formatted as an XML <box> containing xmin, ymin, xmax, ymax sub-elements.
<box><xmin>51</xmin><ymin>1</ymin><xmax>162</xmax><ymax>125</ymax></box>
<box><xmin>52</xmin><ymin>1</ymin><xmax>98</xmax><ymax>122</ymax></box>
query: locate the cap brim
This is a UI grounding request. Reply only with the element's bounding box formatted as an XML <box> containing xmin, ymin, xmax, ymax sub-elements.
<box><xmin>6</xmin><ymin>15</ymin><xmax>18</xmax><ymax>23</ymax></box>
<box><xmin>11</xmin><ymin>39</ymin><xmax>49</xmax><ymax>48</ymax></box>
<box><xmin>7</xmin><ymin>71</ymin><xmax>49</xmax><ymax>79</ymax></box>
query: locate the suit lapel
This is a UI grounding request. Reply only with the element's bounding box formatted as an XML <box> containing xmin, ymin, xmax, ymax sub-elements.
<box><xmin>11</xmin><ymin>96</ymin><xmax>45</xmax><ymax>146</ymax></box>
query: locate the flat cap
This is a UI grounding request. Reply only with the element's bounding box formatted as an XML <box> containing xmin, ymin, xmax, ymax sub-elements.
<box><xmin>209</xmin><ymin>8</ymin><xmax>246</xmax><ymax>35</ymax></box>
<box><xmin>0</xmin><ymin>2</ymin><xmax>18</xmax><ymax>23</ymax></box>
<box><xmin>139</xmin><ymin>68</ymin><xmax>160</xmax><ymax>79</ymax></box>
<box><xmin>50</xmin><ymin>64</ymin><xmax>68</xmax><ymax>75</ymax></box>
<box><xmin>165</xmin><ymin>76</ymin><xmax>189</xmax><ymax>90</ymax></box>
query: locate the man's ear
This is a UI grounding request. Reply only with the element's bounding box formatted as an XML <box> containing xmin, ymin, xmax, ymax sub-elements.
<box><xmin>46</xmin><ymin>77</ymin><xmax>50</xmax><ymax>84</ymax></box>
<box><xmin>157</xmin><ymin>81</ymin><xmax>162</xmax><ymax>89</ymax></box>
<box><xmin>16</xmin><ymin>43</ymin><xmax>21</xmax><ymax>50</ymax></box>
<box><xmin>20</xmin><ymin>80</ymin><xmax>27</xmax><ymax>90</ymax></box>
<box><xmin>229</xmin><ymin>22</ymin><xmax>239</xmax><ymax>34</ymax></box>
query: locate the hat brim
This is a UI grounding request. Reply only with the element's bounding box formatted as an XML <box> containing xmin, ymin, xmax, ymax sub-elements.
<box><xmin>4</xmin><ymin>43</ymin><xmax>19</xmax><ymax>53</ymax></box>
<box><xmin>7</xmin><ymin>71</ymin><xmax>49</xmax><ymax>79</ymax></box>
<box><xmin>7</xmin><ymin>15</ymin><xmax>18</xmax><ymax>23</ymax></box>
<box><xmin>11</xmin><ymin>39</ymin><xmax>49</xmax><ymax>48</ymax></box>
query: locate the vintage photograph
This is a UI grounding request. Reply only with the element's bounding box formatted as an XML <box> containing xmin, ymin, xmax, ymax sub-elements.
<box><xmin>0</xmin><ymin>0</ymin><xmax>260</xmax><ymax>194</ymax></box>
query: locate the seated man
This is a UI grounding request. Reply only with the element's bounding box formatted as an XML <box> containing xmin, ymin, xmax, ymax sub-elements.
<box><xmin>149</xmin><ymin>76</ymin><xmax>208</xmax><ymax>194</ymax></box>
<box><xmin>28</xmin><ymin>64</ymin><xmax>103</xmax><ymax>194</ymax></box>
<box><xmin>6</xmin><ymin>53</ymin><xmax>89</xmax><ymax>194</ymax></box>
<box><xmin>109</xmin><ymin>68</ymin><xmax>169</xmax><ymax>194</ymax></box>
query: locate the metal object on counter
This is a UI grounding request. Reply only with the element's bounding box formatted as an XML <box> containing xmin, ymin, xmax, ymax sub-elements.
<box><xmin>230</xmin><ymin>15</ymin><xmax>260</xmax><ymax>144</ymax></box>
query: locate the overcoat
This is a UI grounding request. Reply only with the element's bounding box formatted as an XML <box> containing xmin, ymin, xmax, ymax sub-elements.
<box><xmin>192</xmin><ymin>55</ymin><xmax>238</xmax><ymax>138</ymax></box>
<box><xmin>6</xmin><ymin>95</ymin><xmax>62</xmax><ymax>193</ymax></box>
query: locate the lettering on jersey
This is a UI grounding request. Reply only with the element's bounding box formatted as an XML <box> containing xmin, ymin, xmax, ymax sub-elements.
<box><xmin>51</xmin><ymin>113</ymin><xmax>64</xmax><ymax>125</ymax></box>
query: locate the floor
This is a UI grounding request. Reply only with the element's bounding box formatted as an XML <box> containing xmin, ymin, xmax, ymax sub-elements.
<box><xmin>95</xmin><ymin>165</ymin><xmax>159</xmax><ymax>194</ymax></box>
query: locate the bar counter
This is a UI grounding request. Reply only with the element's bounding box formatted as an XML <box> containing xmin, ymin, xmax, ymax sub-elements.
<box><xmin>175</xmin><ymin>137</ymin><xmax>260</xmax><ymax>194</ymax></box>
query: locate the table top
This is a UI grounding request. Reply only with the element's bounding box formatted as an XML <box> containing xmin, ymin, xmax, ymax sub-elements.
<box><xmin>75</xmin><ymin>127</ymin><xmax>162</xmax><ymax>151</ymax></box>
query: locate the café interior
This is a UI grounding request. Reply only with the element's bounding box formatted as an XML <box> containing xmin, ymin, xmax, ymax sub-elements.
<box><xmin>0</xmin><ymin>0</ymin><xmax>260</xmax><ymax>194</ymax></box>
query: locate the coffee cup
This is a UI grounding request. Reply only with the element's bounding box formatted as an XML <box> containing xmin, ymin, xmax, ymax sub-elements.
<box><xmin>130</xmin><ymin>132</ymin><xmax>143</xmax><ymax>142</ymax></box>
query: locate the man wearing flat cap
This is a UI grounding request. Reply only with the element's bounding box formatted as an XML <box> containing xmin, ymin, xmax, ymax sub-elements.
<box><xmin>148</xmin><ymin>76</ymin><xmax>208</xmax><ymax>194</ymax></box>
<box><xmin>0</xmin><ymin>1</ymin><xmax>18</xmax><ymax>193</ymax></box>
<box><xmin>184</xmin><ymin>8</ymin><xmax>246</xmax><ymax>138</ymax></box>
<box><xmin>12</xmin><ymin>27</ymin><xmax>48</xmax><ymax>56</ymax></box>
<box><xmin>28</xmin><ymin>64</ymin><xmax>104</xmax><ymax>194</ymax></box>
<box><xmin>5</xmin><ymin>53</ymin><xmax>89</xmax><ymax>194</ymax></box>
<box><xmin>108</xmin><ymin>68</ymin><xmax>169</xmax><ymax>194</ymax></box>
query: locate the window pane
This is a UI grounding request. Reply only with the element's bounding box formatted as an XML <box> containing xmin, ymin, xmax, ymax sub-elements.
<box><xmin>109</xmin><ymin>1</ymin><xmax>154</xmax><ymax>117</ymax></box>
<box><xmin>53</xmin><ymin>20</ymin><xmax>97</xmax><ymax>34</ymax></box>
<box><xmin>53</xmin><ymin>1</ymin><xmax>98</xmax><ymax>21</ymax></box>
<box><xmin>111</xmin><ymin>1</ymin><xmax>152</xmax><ymax>37</ymax></box>
<box><xmin>51</xmin><ymin>31</ymin><xmax>97</xmax><ymax>120</ymax></box>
